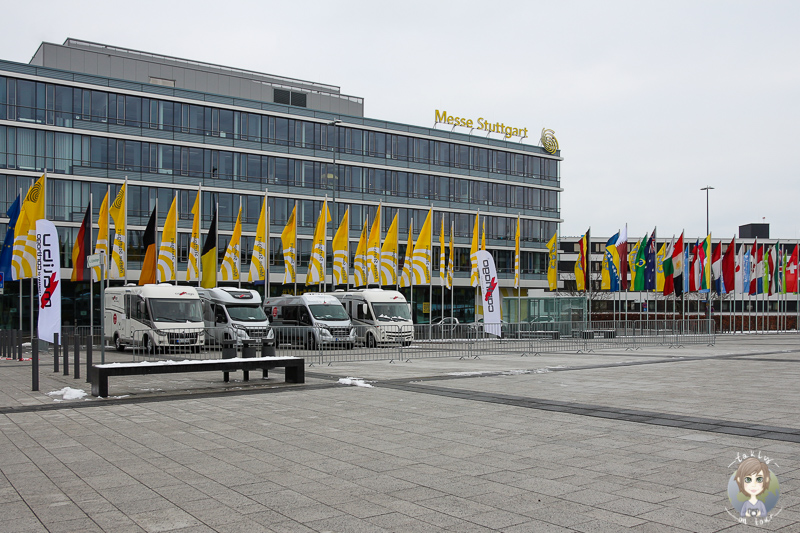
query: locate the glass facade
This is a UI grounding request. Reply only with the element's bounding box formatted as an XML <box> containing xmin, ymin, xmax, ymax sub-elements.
<box><xmin>0</xmin><ymin>54</ymin><xmax>561</xmax><ymax>326</ymax></box>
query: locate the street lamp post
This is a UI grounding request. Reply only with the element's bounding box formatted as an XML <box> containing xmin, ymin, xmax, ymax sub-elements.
<box><xmin>701</xmin><ymin>186</ymin><xmax>714</xmax><ymax>329</ymax></box>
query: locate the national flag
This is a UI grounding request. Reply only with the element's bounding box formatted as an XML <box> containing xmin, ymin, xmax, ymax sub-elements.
<box><xmin>655</xmin><ymin>241</ymin><xmax>667</xmax><ymax>293</ymax></box>
<box><xmin>749</xmin><ymin>240</ymin><xmax>758</xmax><ymax>295</ymax></box>
<box><xmin>616</xmin><ymin>226</ymin><xmax>628</xmax><ymax>290</ymax></box>
<box><xmin>399</xmin><ymin>219</ymin><xmax>414</xmax><ymax>288</ymax></box>
<box><xmin>411</xmin><ymin>209</ymin><xmax>433</xmax><ymax>285</ymax></box>
<box><xmin>353</xmin><ymin>224</ymin><xmax>368</xmax><ymax>288</ymax></box>
<box><xmin>138</xmin><ymin>206</ymin><xmax>158</xmax><ymax>285</ymax></box>
<box><xmin>481</xmin><ymin>217</ymin><xmax>486</xmax><ymax>251</ymax></box>
<box><xmin>281</xmin><ymin>204</ymin><xmax>297</xmax><ymax>285</ymax></box>
<box><xmin>446</xmin><ymin>222</ymin><xmax>454</xmax><ymax>290</ymax></box>
<box><xmin>672</xmin><ymin>233</ymin><xmax>684</xmax><ymax>297</ymax></box>
<box><xmin>663</xmin><ymin>236</ymin><xmax>675</xmax><ymax>296</ymax></box>
<box><xmin>70</xmin><ymin>202</ymin><xmax>92</xmax><ymax>282</ymax></box>
<box><xmin>157</xmin><ymin>195</ymin><xmax>178</xmax><ymax>282</ymax></box>
<box><xmin>768</xmin><ymin>244</ymin><xmax>777</xmax><ymax>296</ymax></box>
<box><xmin>221</xmin><ymin>204</ymin><xmax>242</xmax><ymax>282</ymax></box>
<box><xmin>754</xmin><ymin>243</ymin><xmax>765</xmax><ymax>295</ymax></box>
<box><xmin>546</xmin><ymin>231</ymin><xmax>558</xmax><ymax>291</ymax></box>
<box><xmin>12</xmin><ymin>174</ymin><xmax>46</xmax><ymax>280</ymax></box>
<box><xmin>332</xmin><ymin>208</ymin><xmax>349</xmax><ymax>287</ymax></box>
<box><xmin>574</xmin><ymin>230</ymin><xmax>588</xmax><ymax>291</ymax></box>
<box><xmin>92</xmin><ymin>191</ymin><xmax>109</xmax><ymax>282</ymax></box>
<box><xmin>711</xmin><ymin>242</ymin><xmax>723</xmax><ymax>294</ymax></box>
<box><xmin>699</xmin><ymin>235</ymin><xmax>712</xmax><ymax>292</ymax></box>
<box><xmin>602</xmin><ymin>232</ymin><xmax>620</xmax><ymax>292</ymax></box>
<box><xmin>722</xmin><ymin>238</ymin><xmax>736</xmax><ymax>295</ymax></box>
<box><xmin>247</xmin><ymin>194</ymin><xmax>268</xmax><ymax>283</ymax></box>
<box><xmin>187</xmin><ymin>187</ymin><xmax>202</xmax><ymax>282</ymax></box>
<box><xmin>367</xmin><ymin>204</ymin><xmax>381</xmax><ymax>285</ymax></box>
<box><xmin>305</xmin><ymin>200</ymin><xmax>330</xmax><ymax>286</ymax></box>
<box><xmin>644</xmin><ymin>230</ymin><xmax>656</xmax><ymax>291</ymax></box>
<box><xmin>787</xmin><ymin>245</ymin><xmax>798</xmax><ymax>293</ymax></box>
<box><xmin>629</xmin><ymin>236</ymin><xmax>643</xmax><ymax>290</ymax></box>
<box><xmin>439</xmin><ymin>215</ymin><xmax>446</xmax><ymax>287</ymax></box>
<box><xmin>109</xmin><ymin>183</ymin><xmax>127</xmax><ymax>279</ymax></box>
<box><xmin>470</xmin><ymin>212</ymin><xmax>480</xmax><ymax>287</ymax></box>
<box><xmin>200</xmin><ymin>204</ymin><xmax>218</xmax><ymax>289</ymax></box>
<box><xmin>690</xmin><ymin>240</ymin><xmax>701</xmax><ymax>292</ymax></box>
<box><xmin>633</xmin><ymin>235</ymin><xmax>648</xmax><ymax>291</ymax></box>
<box><xmin>380</xmin><ymin>213</ymin><xmax>399</xmax><ymax>286</ymax></box>
<box><xmin>0</xmin><ymin>195</ymin><xmax>21</xmax><ymax>281</ymax></box>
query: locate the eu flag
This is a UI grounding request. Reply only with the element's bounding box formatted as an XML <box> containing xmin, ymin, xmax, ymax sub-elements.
<box><xmin>0</xmin><ymin>195</ymin><xmax>21</xmax><ymax>281</ymax></box>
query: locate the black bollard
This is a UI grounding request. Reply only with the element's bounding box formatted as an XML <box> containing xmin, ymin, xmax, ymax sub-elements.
<box><xmin>85</xmin><ymin>336</ymin><xmax>92</xmax><ymax>384</ymax></box>
<box><xmin>15</xmin><ymin>330</ymin><xmax>22</xmax><ymax>361</ymax></box>
<box><xmin>54</xmin><ymin>333</ymin><xmax>60</xmax><ymax>373</ymax></box>
<box><xmin>73</xmin><ymin>334</ymin><xmax>80</xmax><ymax>380</ymax></box>
<box><xmin>31</xmin><ymin>338</ymin><xmax>39</xmax><ymax>392</ymax></box>
<box><xmin>63</xmin><ymin>334</ymin><xmax>69</xmax><ymax>376</ymax></box>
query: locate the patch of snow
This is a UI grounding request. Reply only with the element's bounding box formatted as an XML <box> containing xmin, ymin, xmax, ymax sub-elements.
<box><xmin>47</xmin><ymin>387</ymin><xmax>88</xmax><ymax>400</ymax></box>
<box><xmin>22</xmin><ymin>342</ymin><xmax>32</xmax><ymax>348</ymax></box>
<box><xmin>337</xmin><ymin>377</ymin><xmax>373</xmax><ymax>388</ymax></box>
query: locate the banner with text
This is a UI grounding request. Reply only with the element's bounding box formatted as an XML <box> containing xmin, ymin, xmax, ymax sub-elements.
<box><xmin>36</xmin><ymin>219</ymin><xmax>61</xmax><ymax>344</ymax></box>
<box><xmin>475</xmin><ymin>250</ymin><xmax>502</xmax><ymax>337</ymax></box>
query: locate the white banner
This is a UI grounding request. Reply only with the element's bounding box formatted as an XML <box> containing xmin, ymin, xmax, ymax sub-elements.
<box><xmin>475</xmin><ymin>250</ymin><xmax>502</xmax><ymax>337</ymax></box>
<box><xmin>36</xmin><ymin>220</ymin><xmax>61</xmax><ymax>344</ymax></box>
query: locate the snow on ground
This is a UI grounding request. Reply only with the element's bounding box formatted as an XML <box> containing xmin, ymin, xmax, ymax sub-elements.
<box><xmin>47</xmin><ymin>387</ymin><xmax>88</xmax><ymax>401</ymax></box>
<box><xmin>337</xmin><ymin>377</ymin><xmax>373</xmax><ymax>388</ymax></box>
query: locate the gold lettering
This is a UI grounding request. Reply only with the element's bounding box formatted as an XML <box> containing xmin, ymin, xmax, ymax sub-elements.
<box><xmin>435</xmin><ymin>109</ymin><xmax>448</xmax><ymax>124</ymax></box>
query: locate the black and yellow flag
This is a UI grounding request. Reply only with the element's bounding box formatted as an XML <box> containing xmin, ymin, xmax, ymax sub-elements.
<box><xmin>200</xmin><ymin>205</ymin><xmax>218</xmax><ymax>289</ymax></box>
<box><xmin>138</xmin><ymin>206</ymin><xmax>158</xmax><ymax>285</ymax></box>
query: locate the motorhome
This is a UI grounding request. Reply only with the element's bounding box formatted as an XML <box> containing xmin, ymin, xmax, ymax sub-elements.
<box><xmin>105</xmin><ymin>284</ymin><xmax>205</xmax><ymax>353</ymax></box>
<box><xmin>328</xmin><ymin>289</ymin><xmax>413</xmax><ymax>347</ymax></box>
<box><xmin>196</xmin><ymin>288</ymin><xmax>273</xmax><ymax>345</ymax></box>
<box><xmin>263</xmin><ymin>293</ymin><xmax>356</xmax><ymax>349</ymax></box>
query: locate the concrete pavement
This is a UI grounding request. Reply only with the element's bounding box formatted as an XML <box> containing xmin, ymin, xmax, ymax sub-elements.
<box><xmin>0</xmin><ymin>334</ymin><xmax>799</xmax><ymax>531</ymax></box>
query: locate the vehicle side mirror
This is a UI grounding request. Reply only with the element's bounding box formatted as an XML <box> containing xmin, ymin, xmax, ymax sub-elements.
<box><xmin>361</xmin><ymin>304</ymin><xmax>368</xmax><ymax>316</ymax></box>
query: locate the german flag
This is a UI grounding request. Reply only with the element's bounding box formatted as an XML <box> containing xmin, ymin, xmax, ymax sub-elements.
<box><xmin>138</xmin><ymin>206</ymin><xmax>157</xmax><ymax>285</ymax></box>
<box><xmin>70</xmin><ymin>203</ymin><xmax>92</xmax><ymax>282</ymax></box>
<box><xmin>200</xmin><ymin>205</ymin><xmax>218</xmax><ymax>289</ymax></box>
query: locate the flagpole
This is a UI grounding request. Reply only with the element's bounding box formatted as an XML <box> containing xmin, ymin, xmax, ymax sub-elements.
<box><xmin>173</xmin><ymin>191</ymin><xmax>177</xmax><ymax>285</ymax></box>
<box><xmin>429</xmin><ymin>205</ymin><xmax>433</xmax><ymax>327</ymax></box>
<box><xmin>322</xmin><ymin>195</ymin><xmax>327</xmax><ymax>293</ymax></box>
<box><xmin>89</xmin><ymin>192</ymin><xmax>93</xmax><ymax>343</ymax></box>
<box><xmin>450</xmin><ymin>220</ymin><xmax>454</xmax><ymax>321</ymax></box>
<box><xmin>293</xmin><ymin>200</ymin><xmax>297</xmax><ymax>296</ymax></box>
<box><xmin>517</xmin><ymin>213</ymin><xmax>521</xmax><ymax>328</ymax></box>
<box><xmin>410</xmin><ymin>215</ymin><xmax>414</xmax><ymax>323</ymax></box>
<box><xmin>18</xmin><ymin>186</ymin><xmax>22</xmax><ymax>333</ymax></box>
<box><xmin>215</xmin><ymin>198</ymin><xmax>219</xmax><ymax>290</ymax></box>
<box><xmin>197</xmin><ymin>183</ymin><xmax>201</xmax><ymax>288</ymax></box>
<box><xmin>237</xmin><ymin>196</ymin><xmax>242</xmax><ymax>289</ymax></box>
<box><xmin>265</xmin><ymin>189</ymin><xmax>269</xmax><ymax>299</ymax></box>
<box><xmin>123</xmin><ymin>176</ymin><xmax>128</xmax><ymax>285</ymax></box>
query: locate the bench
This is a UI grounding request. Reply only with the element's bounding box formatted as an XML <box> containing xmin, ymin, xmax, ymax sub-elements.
<box><xmin>90</xmin><ymin>356</ymin><xmax>304</xmax><ymax>397</ymax></box>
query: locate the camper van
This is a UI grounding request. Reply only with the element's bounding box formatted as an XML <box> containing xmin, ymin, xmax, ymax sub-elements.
<box><xmin>329</xmin><ymin>289</ymin><xmax>413</xmax><ymax>347</ymax></box>
<box><xmin>105</xmin><ymin>284</ymin><xmax>205</xmax><ymax>353</ymax></box>
<box><xmin>263</xmin><ymin>293</ymin><xmax>356</xmax><ymax>349</ymax></box>
<box><xmin>196</xmin><ymin>288</ymin><xmax>273</xmax><ymax>345</ymax></box>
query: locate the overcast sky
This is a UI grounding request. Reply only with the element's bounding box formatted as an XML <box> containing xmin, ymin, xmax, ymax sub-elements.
<box><xmin>3</xmin><ymin>0</ymin><xmax>798</xmax><ymax>241</ymax></box>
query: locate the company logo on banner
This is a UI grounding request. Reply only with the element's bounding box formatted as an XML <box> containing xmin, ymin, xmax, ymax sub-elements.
<box><xmin>36</xmin><ymin>220</ymin><xmax>61</xmax><ymax>345</ymax></box>
<box><xmin>475</xmin><ymin>250</ymin><xmax>502</xmax><ymax>337</ymax></box>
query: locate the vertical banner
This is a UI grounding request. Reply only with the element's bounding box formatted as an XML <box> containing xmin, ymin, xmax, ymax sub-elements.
<box><xmin>36</xmin><ymin>220</ymin><xmax>61</xmax><ymax>344</ymax></box>
<box><xmin>474</xmin><ymin>250</ymin><xmax>501</xmax><ymax>337</ymax></box>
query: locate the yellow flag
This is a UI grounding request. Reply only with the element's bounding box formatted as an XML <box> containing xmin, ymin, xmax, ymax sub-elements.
<box><xmin>399</xmin><ymin>219</ymin><xmax>414</xmax><ymax>288</ymax></box>
<box><xmin>332</xmin><ymin>208</ymin><xmax>349</xmax><ymax>286</ymax></box>
<box><xmin>221</xmin><ymin>204</ymin><xmax>242</xmax><ymax>281</ymax></box>
<box><xmin>353</xmin><ymin>224</ymin><xmax>368</xmax><ymax>287</ymax></box>
<box><xmin>380</xmin><ymin>213</ymin><xmax>398</xmax><ymax>286</ymax></box>
<box><xmin>446</xmin><ymin>222</ymin><xmax>454</xmax><ymax>290</ymax></box>
<box><xmin>547</xmin><ymin>231</ymin><xmax>557</xmax><ymax>291</ymax></box>
<box><xmin>367</xmin><ymin>205</ymin><xmax>381</xmax><ymax>284</ymax></box>
<box><xmin>12</xmin><ymin>174</ymin><xmax>46</xmax><ymax>280</ymax></box>
<box><xmin>656</xmin><ymin>242</ymin><xmax>667</xmax><ymax>292</ymax></box>
<box><xmin>109</xmin><ymin>183</ymin><xmax>127</xmax><ymax>279</ymax></box>
<box><xmin>574</xmin><ymin>233</ymin><xmax>587</xmax><ymax>291</ymax></box>
<box><xmin>306</xmin><ymin>199</ymin><xmax>331</xmax><ymax>285</ymax></box>
<box><xmin>92</xmin><ymin>191</ymin><xmax>109</xmax><ymax>282</ymax></box>
<box><xmin>439</xmin><ymin>216</ymin><xmax>446</xmax><ymax>286</ymax></box>
<box><xmin>514</xmin><ymin>217</ymin><xmax>520</xmax><ymax>289</ymax></box>
<box><xmin>281</xmin><ymin>204</ymin><xmax>297</xmax><ymax>284</ymax></box>
<box><xmin>469</xmin><ymin>212</ymin><xmax>480</xmax><ymax>287</ymax></box>
<box><xmin>481</xmin><ymin>218</ymin><xmax>486</xmax><ymax>251</ymax></box>
<box><xmin>187</xmin><ymin>187</ymin><xmax>201</xmax><ymax>282</ymax></box>
<box><xmin>248</xmin><ymin>195</ymin><xmax>268</xmax><ymax>283</ymax></box>
<box><xmin>411</xmin><ymin>209</ymin><xmax>432</xmax><ymax>285</ymax></box>
<box><xmin>157</xmin><ymin>196</ymin><xmax>178</xmax><ymax>282</ymax></box>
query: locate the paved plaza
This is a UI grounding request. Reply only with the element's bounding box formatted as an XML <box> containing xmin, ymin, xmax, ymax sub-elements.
<box><xmin>1</xmin><ymin>334</ymin><xmax>799</xmax><ymax>532</ymax></box>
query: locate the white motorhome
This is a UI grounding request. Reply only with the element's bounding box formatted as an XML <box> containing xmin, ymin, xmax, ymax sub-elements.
<box><xmin>263</xmin><ymin>293</ymin><xmax>356</xmax><ymax>349</ymax></box>
<box><xmin>105</xmin><ymin>284</ymin><xmax>205</xmax><ymax>353</ymax></box>
<box><xmin>196</xmin><ymin>287</ymin><xmax>273</xmax><ymax>345</ymax></box>
<box><xmin>329</xmin><ymin>289</ymin><xmax>413</xmax><ymax>347</ymax></box>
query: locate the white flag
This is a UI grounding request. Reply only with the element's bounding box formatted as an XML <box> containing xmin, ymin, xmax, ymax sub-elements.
<box><xmin>36</xmin><ymin>220</ymin><xmax>62</xmax><ymax>344</ymax></box>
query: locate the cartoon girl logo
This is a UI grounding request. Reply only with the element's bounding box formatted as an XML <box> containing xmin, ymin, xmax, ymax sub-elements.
<box><xmin>727</xmin><ymin>457</ymin><xmax>780</xmax><ymax>523</ymax></box>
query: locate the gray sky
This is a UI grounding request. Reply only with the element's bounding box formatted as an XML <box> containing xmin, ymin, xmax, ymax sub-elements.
<box><xmin>3</xmin><ymin>0</ymin><xmax>798</xmax><ymax>241</ymax></box>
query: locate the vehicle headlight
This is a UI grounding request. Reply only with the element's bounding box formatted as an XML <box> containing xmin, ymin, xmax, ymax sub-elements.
<box><xmin>320</xmin><ymin>328</ymin><xmax>333</xmax><ymax>338</ymax></box>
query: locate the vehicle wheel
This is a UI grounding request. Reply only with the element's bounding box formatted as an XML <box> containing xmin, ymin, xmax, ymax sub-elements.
<box><xmin>366</xmin><ymin>333</ymin><xmax>377</xmax><ymax>349</ymax></box>
<box><xmin>346</xmin><ymin>342</ymin><xmax>355</xmax><ymax>350</ymax></box>
<box><xmin>114</xmin><ymin>334</ymin><xmax>125</xmax><ymax>352</ymax></box>
<box><xmin>305</xmin><ymin>333</ymin><xmax>317</xmax><ymax>350</ymax></box>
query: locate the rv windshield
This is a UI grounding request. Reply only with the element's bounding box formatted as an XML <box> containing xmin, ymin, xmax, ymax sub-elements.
<box><xmin>372</xmin><ymin>303</ymin><xmax>412</xmax><ymax>322</ymax></box>
<box><xmin>149</xmin><ymin>299</ymin><xmax>203</xmax><ymax>323</ymax></box>
<box><xmin>308</xmin><ymin>304</ymin><xmax>349</xmax><ymax>321</ymax></box>
<box><xmin>226</xmin><ymin>305</ymin><xmax>268</xmax><ymax>322</ymax></box>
